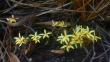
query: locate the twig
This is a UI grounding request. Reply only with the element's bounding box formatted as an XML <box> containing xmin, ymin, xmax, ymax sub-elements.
<box><xmin>0</xmin><ymin>40</ymin><xmax>10</xmax><ymax>58</ymax></box>
<box><xmin>93</xmin><ymin>48</ymin><xmax>110</xmax><ymax>59</ymax></box>
<box><xmin>10</xmin><ymin>0</ymin><xmax>52</xmax><ymax>7</ymax></box>
<box><xmin>100</xmin><ymin>40</ymin><xmax>109</xmax><ymax>61</ymax></box>
<box><xmin>87</xmin><ymin>0</ymin><xmax>110</xmax><ymax>20</ymax></box>
<box><xmin>36</xmin><ymin>2</ymin><xmax>72</xmax><ymax>16</ymax></box>
<box><xmin>87</xmin><ymin>4</ymin><xmax>104</xmax><ymax>20</ymax></box>
<box><xmin>97</xmin><ymin>0</ymin><xmax>110</xmax><ymax>13</ymax></box>
<box><xmin>81</xmin><ymin>47</ymin><xmax>92</xmax><ymax>62</ymax></box>
<box><xmin>39</xmin><ymin>7</ymin><xmax>93</xmax><ymax>13</ymax></box>
<box><xmin>90</xmin><ymin>43</ymin><xmax>96</xmax><ymax>62</ymax></box>
<box><xmin>23</xmin><ymin>25</ymin><xmax>35</xmax><ymax>32</ymax></box>
<box><xmin>2</xmin><ymin>0</ymin><xmax>23</xmax><ymax>14</ymax></box>
<box><xmin>5</xmin><ymin>0</ymin><xmax>12</xmax><ymax>7</ymax></box>
<box><xmin>10</xmin><ymin>0</ymin><xmax>93</xmax><ymax>13</ymax></box>
<box><xmin>92</xmin><ymin>21</ymin><xmax>110</xmax><ymax>38</ymax></box>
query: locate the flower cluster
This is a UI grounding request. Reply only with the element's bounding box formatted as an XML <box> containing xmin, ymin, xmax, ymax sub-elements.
<box><xmin>14</xmin><ymin>29</ymin><xmax>52</xmax><ymax>46</ymax></box>
<box><xmin>72</xmin><ymin>26</ymin><xmax>100</xmax><ymax>44</ymax></box>
<box><xmin>14</xmin><ymin>25</ymin><xmax>101</xmax><ymax>52</ymax></box>
<box><xmin>57</xmin><ymin>25</ymin><xmax>101</xmax><ymax>52</ymax></box>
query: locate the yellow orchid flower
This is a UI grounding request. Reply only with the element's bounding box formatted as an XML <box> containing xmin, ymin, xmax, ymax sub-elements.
<box><xmin>6</xmin><ymin>15</ymin><xmax>17</xmax><ymax>24</ymax></box>
<box><xmin>61</xmin><ymin>44</ymin><xmax>74</xmax><ymax>52</ymax></box>
<box><xmin>14</xmin><ymin>33</ymin><xmax>28</xmax><ymax>46</ymax></box>
<box><xmin>29</xmin><ymin>32</ymin><xmax>41</xmax><ymax>44</ymax></box>
<box><xmin>52</xmin><ymin>20</ymin><xmax>68</xmax><ymax>27</ymax></box>
<box><xmin>57</xmin><ymin>30</ymin><xmax>71</xmax><ymax>44</ymax></box>
<box><xmin>40</xmin><ymin>29</ymin><xmax>52</xmax><ymax>39</ymax></box>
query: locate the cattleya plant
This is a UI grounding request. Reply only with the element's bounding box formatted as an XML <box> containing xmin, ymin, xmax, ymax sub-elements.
<box><xmin>14</xmin><ymin>25</ymin><xmax>101</xmax><ymax>52</ymax></box>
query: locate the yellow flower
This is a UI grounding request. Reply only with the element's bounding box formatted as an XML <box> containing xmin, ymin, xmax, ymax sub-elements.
<box><xmin>61</xmin><ymin>40</ymin><xmax>76</xmax><ymax>52</ymax></box>
<box><xmin>14</xmin><ymin>33</ymin><xmax>28</xmax><ymax>46</ymax></box>
<box><xmin>52</xmin><ymin>20</ymin><xmax>68</xmax><ymax>27</ymax></box>
<box><xmin>72</xmin><ymin>26</ymin><xmax>84</xmax><ymax>44</ymax></box>
<box><xmin>61</xmin><ymin>44</ymin><xmax>74</xmax><ymax>52</ymax></box>
<box><xmin>52</xmin><ymin>20</ymin><xmax>59</xmax><ymax>27</ymax></box>
<box><xmin>6</xmin><ymin>15</ymin><xmax>17</xmax><ymax>24</ymax></box>
<box><xmin>73</xmin><ymin>25</ymin><xmax>82</xmax><ymax>34</ymax></box>
<box><xmin>57</xmin><ymin>30</ymin><xmax>71</xmax><ymax>44</ymax></box>
<box><xmin>72</xmin><ymin>34</ymin><xmax>83</xmax><ymax>43</ymax></box>
<box><xmin>29</xmin><ymin>32</ymin><xmax>41</xmax><ymax>44</ymax></box>
<box><xmin>40</xmin><ymin>29</ymin><xmax>52</xmax><ymax>39</ymax></box>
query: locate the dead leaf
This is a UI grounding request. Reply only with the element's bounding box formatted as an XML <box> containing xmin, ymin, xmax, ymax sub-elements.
<box><xmin>8</xmin><ymin>52</ymin><xmax>20</xmax><ymax>62</ymax></box>
<box><xmin>50</xmin><ymin>49</ymin><xmax>65</xmax><ymax>54</ymax></box>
